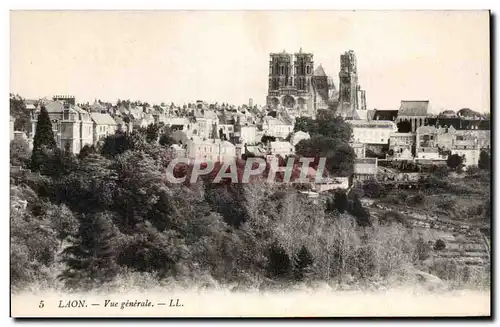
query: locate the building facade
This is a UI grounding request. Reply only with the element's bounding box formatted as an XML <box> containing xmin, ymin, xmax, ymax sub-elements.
<box><xmin>338</xmin><ymin>50</ymin><xmax>367</xmax><ymax>118</ymax></box>
<box><xmin>395</xmin><ymin>100</ymin><xmax>430</xmax><ymax>132</ymax></box>
<box><xmin>389</xmin><ymin>132</ymin><xmax>416</xmax><ymax>160</ymax></box>
<box><xmin>31</xmin><ymin>99</ymin><xmax>93</xmax><ymax>154</ymax></box>
<box><xmin>266</xmin><ymin>48</ymin><xmax>337</xmax><ymax>117</ymax></box>
<box><xmin>186</xmin><ymin>137</ymin><xmax>236</xmax><ymax>163</ymax></box>
<box><xmin>90</xmin><ymin>112</ymin><xmax>118</xmax><ymax>145</ymax></box>
<box><xmin>348</xmin><ymin>120</ymin><xmax>397</xmax><ymax>145</ymax></box>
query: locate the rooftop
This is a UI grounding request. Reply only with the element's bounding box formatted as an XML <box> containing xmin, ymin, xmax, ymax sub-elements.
<box><xmin>399</xmin><ymin>100</ymin><xmax>430</xmax><ymax>116</ymax></box>
<box><xmin>90</xmin><ymin>112</ymin><xmax>117</xmax><ymax>126</ymax></box>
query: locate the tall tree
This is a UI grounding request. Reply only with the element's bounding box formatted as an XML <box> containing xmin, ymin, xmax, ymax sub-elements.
<box><xmin>446</xmin><ymin>154</ymin><xmax>464</xmax><ymax>172</ymax></box>
<box><xmin>349</xmin><ymin>195</ymin><xmax>372</xmax><ymax>227</ymax></box>
<box><xmin>267</xmin><ymin>241</ymin><xmax>292</xmax><ymax>280</ymax></box>
<box><xmin>333</xmin><ymin>191</ymin><xmax>349</xmax><ymax>213</ymax></box>
<box><xmin>145</xmin><ymin>123</ymin><xmax>160</xmax><ymax>143</ymax></box>
<box><xmin>478</xmin><ymin>150</ymin><xmax>490</xmax><ymax>170</ymax></box>
<box><xmin>58</xmin><ymin>212</ymin><xmax>119</xmax><ymax>290</ymax></box>
<box><xmin>10</xmin><ymin>94</ymin><xmax>30</xmax><ymax>132</ymax></box>
<box><xmin>30</xmin><ymin>106</ymin><xmax>56</xmax><ymax>171</ymax></box>
<box><xmin>293</xmin><ymin>245</ymin><xmax>314</xmax><ymax>281</ymax></box>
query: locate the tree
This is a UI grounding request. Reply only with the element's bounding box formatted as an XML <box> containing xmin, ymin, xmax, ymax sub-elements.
<box><xmin>261</xmin><ymin>135</ymin><xmax>276</xmax><ymax>144</ymax></box>
<box><xmin>30</xmin><ymin>106</ymin><xmax>56</xmax><ymax>171</ymax></box>
<box><xmin>78</xmin><ymin>144</ymin><xmax>97</xmax><ymax>160</ymax></box>
<box><xmin>59</xmin><ymin>212</ymin><xmax>119</xmax><ymax>290</ymax></box>
<box><xmin>145</xmin><ymin>123</ymin><xmax>160</xmax><ymax>143</ymax></box>
<box><xmin>434</xmin><ymin>239</ymin><xmax>446</xmax><ymax>251</ymax></box>
<box><xmin>349</xmin><ymin>195</ymin><xmax>372</xmax><ymax>227</ymax></box>
<box><xmin>267</xmin><ymin>241</ymin><xmax>292</xmax><ymax>280</ymax></box>
<box><xmin>333</xmin><ymin>191</ymin><xmax>349</xmax><ymax>213</ymax></box>
<box><xmin>293</xmin><ymin>245</ymin><xmax>313</xmax><ymax>281</ymax></box>
<box><xmin>397</xmin><ymin>121</ymin><xmax>412</xmax><ymax>133</ymax></box>
<box><xmin>10</xmin><ymin>138</ymin><xmax>31</xmax><ymax>167</ymax></box>
<box><xmin>10</xmin><ymin>94</ymin><xmax>30</xmax><ymax>132</ymax></box>
<box><xmin>101</xmin><ymin>132</ymin><xmax>132</xmax><ymax>157</ymax></box>
<box><xmin>478</xmin><ymin>150</ymin><xmax>490</xmax><ymax>170</ymax></box>
<box><xmin>363</xmin><ymin>179</ymin><xmax>383</xmax><ymax>198</ymax></box>
<box><xmin>159</xmin><ymin>133</ymin><xmax>175</xmax><ymax>147</ymax></box>
<box><xmin>446</xmin><ymin>154</ymin><xmax>464</xmax><ymax>172</ymax></box>
<box><xmin>415</xmin><ymin>237</ymin><xmax>431</xmax><ymax>261</ymax></box>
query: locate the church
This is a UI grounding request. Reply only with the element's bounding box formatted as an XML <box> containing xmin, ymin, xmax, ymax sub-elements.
<box><xmin>266</xmin><ymin>48</ymin><xmax>366</xmax><ymax>119</ymax></box>
<box><xmin>266</xmin><ymin>48</ymin><xmax>338</xmax><ymax>118</ymax></box>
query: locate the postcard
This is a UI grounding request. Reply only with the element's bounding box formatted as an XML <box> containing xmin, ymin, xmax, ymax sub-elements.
<box><xmin>9</xmin><ymin>10</ymin><xmax>491</xmax><ymax>318</ymax></box>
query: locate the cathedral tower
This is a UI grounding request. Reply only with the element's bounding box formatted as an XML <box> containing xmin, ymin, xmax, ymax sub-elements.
<box><xmin>338</xmin><ymin>50</ymin><xmax>359</xmax><ymax>118</ymax></box>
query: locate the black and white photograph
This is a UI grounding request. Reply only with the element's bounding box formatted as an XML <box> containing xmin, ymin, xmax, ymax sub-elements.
<box><xmin>9</xmin><ymin>9</ymin><xmax>491</xmax><ymax>318</ymax></box>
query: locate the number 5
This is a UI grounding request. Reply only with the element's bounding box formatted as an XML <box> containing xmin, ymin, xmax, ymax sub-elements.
<box><xmin>39</xmin><ymin>300</ymin><xmax>44</xmax><ymax>308</ymax></box>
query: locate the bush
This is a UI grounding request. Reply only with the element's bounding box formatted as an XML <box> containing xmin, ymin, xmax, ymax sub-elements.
<box><xmin>409</xmin><ymin>193</ymin><xmax>426</xmax><ymax>206</ymax></box>
<box><xmin>378</xmin><ymin>210</ymin><xmax>409</xmax><ymax>228</ymax></box>
<box><xmin>363</xmin><ymin>179</ymin><xmax>383</xmax><ymax>198</ymax></box>
<box><xmin>434</xmin><ymin>239</ymin><xmax>446</xmax><ymax>251</ymax></box>
<box><xmin>415</xmin><ymin>237</ymin><xmax>431</xmax><ymax>261</ymax></box>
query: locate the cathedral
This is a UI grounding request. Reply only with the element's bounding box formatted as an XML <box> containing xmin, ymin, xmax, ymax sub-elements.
<box><xmin>266</xmin><ymin>48</ymin><xmax>338</xmax><ymax>117</ymax></box>
<box><xmin>266</xmin><ymin>48</ymin><xmax>366</xmax><ymax>119</ymax></box>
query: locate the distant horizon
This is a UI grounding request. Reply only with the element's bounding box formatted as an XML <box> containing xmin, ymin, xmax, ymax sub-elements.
<box><xmin>10</xmin><ymin>11</ymin><xmax>490</xmax><ymax>114</ymax></box>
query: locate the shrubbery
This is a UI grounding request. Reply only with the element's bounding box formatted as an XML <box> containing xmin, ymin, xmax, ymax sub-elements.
<box><xmin>10</xmin><ymin>122</ymin><xmax>490</xmax><ymax>292</ymax></box>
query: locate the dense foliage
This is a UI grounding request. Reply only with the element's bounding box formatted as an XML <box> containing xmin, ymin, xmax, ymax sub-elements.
<box><xmin>10</xmin><ymin>119</ymin><xmax>490</xmax><ymax>292</ymax></box>
<box><xmin>294</xmin><ymin>110</ymin><xmax>355</xmax><ymax>177</ymax></box>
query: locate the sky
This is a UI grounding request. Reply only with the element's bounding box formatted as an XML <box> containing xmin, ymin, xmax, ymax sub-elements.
<box><xmin>10</xmin><ymin>10</ymin><xmax>490</xmax><ymax>113</ymax></box>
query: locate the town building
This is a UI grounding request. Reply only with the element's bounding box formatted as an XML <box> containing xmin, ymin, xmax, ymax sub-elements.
<box><xmin>90</xmin><ymin>112</ymin><xmax>118</xmax><ymax>145</ymax></box>
<box><xmin>261</xmin><ymin>115</ymin><xmax>294</xmax><ymax>139</ymax></box>
<box><xmin>267</xmin><ymin>141</ymin><xmax>295</xmax><ymax>158</ymax></box>
<box><xmin>186</xmin><ymin>137</ymin><xmax>236</xmax><ymax>163</ymax></box>
<box><xmin>193</xmin><ymin>109</ymin><xmax>219</xmax><ymax>140</ymax></box>
<box><xmin>240</xmin><ymin>124</ymin><xmax>257</xmax><ymax>145</ymax></box>
<box><xmin>451</xmin><ymin>145</ymin><xmax>480</xmax><ymax>167</ymax></box>
<box><xmin>348</xmin><ymin>120</ymin><xmax>397</xmax><ymax>145</ymax></box>
<box><xmin>389</xmin><ymin>132</ymin><xmax>416</xmax><ymax>160</ymax></box>
<box><xmin>395</xmin><ymin>100</ymin><xmax>430</xmax><ymax>132</ymax></box>
<box><xmin>415</xmin><ymin>126</ymin><xmax>447</xmax><ymax>161</ymax></box>
<box><xmin>353</xmin><ymin>157</ymin><xmax>378</xmax><ymax>181</ymax></box>
<box><xmin>30</xmin><ymin>98</ymin><xmax>93</xmax><ymax>154</ymax></box>
<box><xmin>351</xmin><ymin>142</ymin><xmax>366</xmax><ymax>158</ymax></box>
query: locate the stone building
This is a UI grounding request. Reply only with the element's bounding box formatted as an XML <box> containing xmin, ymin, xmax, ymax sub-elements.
<box><xmin>389</xmin><ymin>132</ymin><xmax>416</xmax><ymax>160</ymax></box>
<box><xmin>353</xmin><ymin>157</ymin><xmax>378</xmax><ymax>181</ymax></box>
<box><xmin>395</xmin><ymin>100</ymin><xmax>430</xmax><ymax>132</ymax></box>
<box><xmin>186</xmin><ymin>137</ymin><xmax>236</xmax><ymax>163</ymax></box>
<box><xmin>266</xmin><ymin>48</ymin><xmax>337</xmax><ymax>117</ymax></box>
<box><xmin>338</xmin><ymin>50</ymin><xmax>367</xmax><ymax>118</ymax></box>
<box><xmin>30</xmin><ymin>98</ymin><xmax>93</xmax><ymax>154</ymax></box>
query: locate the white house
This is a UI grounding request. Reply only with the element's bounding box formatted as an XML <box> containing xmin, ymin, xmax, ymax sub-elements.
<box><xmin>451</xmin><ymin>145</ymin><xmax>480</xmax><ymax>167</ymax></box>
<box><xmin>268</xmin><ymin>141</ymin><xmax>295</xmax><ymax>158</ymax></box>
<box><xmin>90</xmin><ymin>112</ymin><xmax>118</xmax><ymax>144</ymax></box>
<box><xmin>262</xmin><ymin>116</ymin><xmax>294</xmax><ymax>139</ymax></box>
<box><xmin>186</xmin><ymin>137</ymin><xmax>236</xmax><ymax>163</ymax></box>
<box><xmin>240</xmin><ymin>124</ymin><xmax>257</xmax><ymax>144</ymax></box>
<box><xmin>348</xmin><ymin>120</ymin><xmax>397</xmax><ymax>145</ymax></box>
<box><xmin>35</xmin><ymin>100</ymin><xmax>93</xmax><ymax>154</ymax></box>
